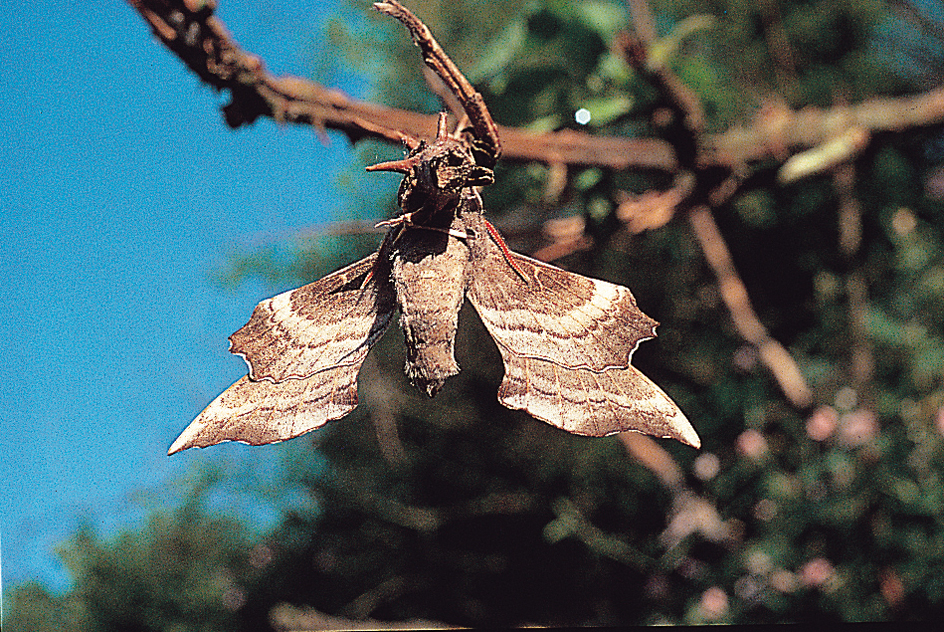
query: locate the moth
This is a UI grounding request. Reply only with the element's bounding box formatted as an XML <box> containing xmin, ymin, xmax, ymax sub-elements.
<box><xmin>168</xmin><ymin>1</ymin><xmax>699</xmax><ymax>454</ymax></box>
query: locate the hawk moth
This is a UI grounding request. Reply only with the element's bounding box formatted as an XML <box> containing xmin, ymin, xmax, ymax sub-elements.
<box><xmin>167</xmin><ymin>2</ymin><xmax>699</xmax><ymax>454</ymax></box>
<box><xmin>169</xmin><ymin>131</ymin><xmax>699</xmax><ymax>453</ymax></box>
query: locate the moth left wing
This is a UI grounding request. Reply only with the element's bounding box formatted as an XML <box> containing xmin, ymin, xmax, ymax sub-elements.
<box><xmin>168</xmin><ymin>370</ymin><xmax>363</xmax><ymax>454</ymax></box>
<box><xmin>230</xmin><ymin>253</ymin><xmax>396</xmax><ymax>382</ymax></box>
<box><xmin>169</xmin><ymin>253</ymin><xmax>396</xmax><ymax>454</ymax></box>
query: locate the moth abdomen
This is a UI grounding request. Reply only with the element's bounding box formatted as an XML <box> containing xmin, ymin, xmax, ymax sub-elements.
<box><xmin>391</xmin><ymin>214</ymin><xmax>473</xmax><ymax>398</ymax></box>
<box><xmin>402</xmin><ymin>335</ymin><xmax>459</xmax><ymax>397</ymax></box>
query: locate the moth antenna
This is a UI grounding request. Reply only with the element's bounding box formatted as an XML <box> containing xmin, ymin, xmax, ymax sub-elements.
<box><xmin>483</xmin><ymin>219</ymin><xmax>530</xmax><ymax>284</ymax></box>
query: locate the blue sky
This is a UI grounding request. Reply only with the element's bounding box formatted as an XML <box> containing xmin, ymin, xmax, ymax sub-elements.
<box><xmin>1</xmin><ymin>0</ymin><xmax>374</xmax><ymax>591</ymax></box>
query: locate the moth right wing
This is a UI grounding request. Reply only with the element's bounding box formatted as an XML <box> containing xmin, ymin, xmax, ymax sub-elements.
<box><xmin>169</xmin><ymin>254</ymin><xmax>396</xmax><ymax>454</ymax></box>
<box><xmin>496</xmin><ymin>354</ymin><xmax>700</xmax><ymax>447</ymax></box>
<box><xmin>465</xmin><ymin>223</ymin><xmax>658</xmax><ymax>372</ymax></box>
<box><xmin>466</xmin><ymin>216</ymin><xmax>698</xmax><ymax>447</ymax></box>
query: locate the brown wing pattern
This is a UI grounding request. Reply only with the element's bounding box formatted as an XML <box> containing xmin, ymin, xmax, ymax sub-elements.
<box><xmin>168</xmin><ymin>369</ymin><xmax>362</xmax><ymax>454</ymax></box>
<box><xmin>495</xmin><ymin>348</ymin><xmax>700</xmax><ymax>447</ymax></box>
<box><xmin>466</xmin><ymin>213</ymin><xmax>698</xmax><ymax>447</ymax></box>
<box><xmin>229</xmin><ymin>253</ymin><xmax>396</xmax><ymax>382</ymax></box>
<box><xmin>169</xmin><ymin>253</ymin><xmax>396</xmax><ymax>453</ymax></box>
<box><xmin>467</xmin><ymin>220</ymin><xmax>658</xmax><ymax>371</ymax></box>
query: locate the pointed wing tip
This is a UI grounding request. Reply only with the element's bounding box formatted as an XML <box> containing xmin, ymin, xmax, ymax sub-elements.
<box><xmin>167</xmin><ymin>424</ymin><xmax>204</xmax><ymax>456</ymax></box>
<box><xmin>667</xmin><ymin>411</ymin><xmax>701</xmax><ymax>449</ymax></box>
<box><xmin>167</xmin><ymin>440</ymin><xmax>189</xmax><ymax>456</ymax></box>
<box><xmin>168</xmin><ymin>419</ymin><xmax>234</xmax><ymax>455</ymax></box>
<box><xmin>675</xmin><ymin>427</ymin><xmax>702</xmax><ymax>449</ymax></box>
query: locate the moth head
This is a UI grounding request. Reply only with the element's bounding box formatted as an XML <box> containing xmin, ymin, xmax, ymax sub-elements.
<box><xmin>425</xmin><ymin>141</ymin><xmax>494</xmax><ymax>193</ymax></box>
<box><xmin>368</xmin><ymin>140</ymin><xmax>492</xmax><ymax>193</ymax></box>
<box><xmin>366</xmin><ymin>113</ymin><xmax>494</xmax><ymax>209</ymax></box>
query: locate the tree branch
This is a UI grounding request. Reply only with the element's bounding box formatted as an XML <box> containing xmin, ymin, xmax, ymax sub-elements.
<box><xmin>707</xmin><ymin>88</ymin><xmax>944</xmax><ymax>167</ymax></box>
<box><xmin>270</xmin><ymin>603</ymin><xmax>450</xmax><ymax>630</ymax></box>
<box><xmin>834</xmin><ymin>163</ymin><xmax>874</xmax><ymax>395</ymax></box>
<box><xmin>374</xmin><ymin>0</ymin><xmax>501</xmax><ymax>159</ymax></box>
<box><xmin>688</xmin><ymin>205</ymin><xmax>813</xmax><ymax>408</ymax></box>
<box><xmin>127</xmin><ymin>0</ymin><xmax>675</xmax><ymax>170</ymax></box>
<box><xmin>128</xmin><ymin>1</ymin><xmax>944</xmax><ymax>173</ymax></box>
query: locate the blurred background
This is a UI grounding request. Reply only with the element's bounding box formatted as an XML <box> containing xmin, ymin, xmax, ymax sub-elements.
<box><xmin>5</xmin><ymin>0</ymin><xmax>944</xmax><ymax>627</ymax></box>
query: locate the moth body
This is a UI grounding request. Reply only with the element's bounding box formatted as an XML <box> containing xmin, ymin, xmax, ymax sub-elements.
<box><xmin>389</xmin><ymin>202</ymin><xmax>473</xmax><ymax>396</ymax></box>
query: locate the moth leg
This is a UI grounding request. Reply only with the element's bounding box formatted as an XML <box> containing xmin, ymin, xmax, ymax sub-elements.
<box><xmin>483</xmin><ymin>219</ymin><xmax>529</xmax><ymax>283</ymax></box>
<box><xmin>376</xmin><ymin>214</ymin><xmax>468</xmax><ymax>240</ymax></box>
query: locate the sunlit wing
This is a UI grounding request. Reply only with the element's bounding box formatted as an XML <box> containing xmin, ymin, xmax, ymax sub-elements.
<box><xmin>495</xmin><ymin>349</ymin><xmax>700</xmax><ymax>447</ymax></box>
<box><xmin>168</xmin><ymin>368</ymin><xmax>364</xmax><ymax>454</ymax></box>
<box><xmin>466</xmin><ymin>213</ymin><xmax>697</xmax><ymax>447</ymax></box>
<box><xmin>170</xmin><ymin>253</ymin><xmax>396</xmax><ymax>453</ymax></box>
<box><xmin>467</xmin><ymin>218</ymin><xmax>658</xmax><ymax>372</ymax></box>
<box><xmin>229</xmin><ymin>253</ymin><xmax>396</xmax><ymax>382</ymax></box>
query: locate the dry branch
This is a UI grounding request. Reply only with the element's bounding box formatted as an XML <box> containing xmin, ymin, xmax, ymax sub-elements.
<box><xmin>374</xmin><ymin>0</ymin><xmax>501</xmax><ymax>159</ymax></box>
<box><xmin>270</xmin><ymin>603</ymin><xmax>450</xmax><ymax>630</ymax></box>
<box><xmin>128</xmin><ymin>1</ymin><xmax>944</xmax><ymax>173</ymax></box>
<box><xmin>834</xmin><ymin>163</ymin><xmax>875</xmax><ymax>395</ymax></box>
<box><xmin>707</xmin><ymin>88</ymin><xmax>944</xmax><ymax>167</ymax></box>
<box><xmin>127</xmin><ymin>0</ymin><xmax>675</xmax><ymax>170</ymax></box>
<box><xmin>689</xmin><ymin>206</ymin><xmax>813</xmax><ymax>408</ymax></box>
<box><xmin>614</xmin><ymin>2</ymin><xmax>814</xmax><ymax>409</ymax></box>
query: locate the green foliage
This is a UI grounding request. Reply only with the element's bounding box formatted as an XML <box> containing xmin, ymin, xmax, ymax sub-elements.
<box><xmin>6</xmin><ymin>472</ymin><xmax>261</xmax><ymax>632</ymax></box>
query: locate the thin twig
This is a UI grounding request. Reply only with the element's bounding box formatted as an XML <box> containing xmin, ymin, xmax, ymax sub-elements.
<box><xmin>422</xmin><ymin>67</ymin><xmax>466</xmax><ymax>128</ymax></box>
<box><xmin>689</xmin><ymin>206</ymin><xmax>813</xmax><ymax>408</ymax></box>
<box><xmin>625</xmin><ymin>0</ymin><xmax>658</xmax><ymax>44</ymax></box>
<box><xmin>615</xmin><ymin>30</ymin><xmax>706</xmax><ymax>141</ymax></box>
<box><xmin>374</xmin><ymin>0</ymin><xmax>501</xmax><ymax>159</ymax></box>
<box><xmin>615</xmin><ymin>2</ymin><xmax>813</xmax><ymax>409</ymax></box>
<box><xmin>834</xmin><ymin>163</ymin><xmax>874</xmax><ymax>394</ymax></box>
<box><xmin>619</xmin><ymin>433</ymin><xmax>684</xmax><ymax>490</ymax></box>
<box><xmin>759</xmin><ymin>0</ymin><xmax>798</xmax><ymax>93</ymax></box>
<box><xmin>707</xmin><ymin>87</ymin><xmax>944</xmax><ymax>166</ymax></box>
<box><xmin>616</xmin><ymin>172</ymin><xmax>695</xmax><ymax>233</ymax></box>
<box><xmin>271</xmin><ymin>603</ymin><xmax>450</xmax><ymax>630</ymax></box>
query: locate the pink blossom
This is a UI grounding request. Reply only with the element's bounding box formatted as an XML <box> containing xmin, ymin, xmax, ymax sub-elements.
<box><xmin>736</xmin><ymin>429</ymin><xmax>769</xmax><ymax>459</ymax></box>
<box><xmin>807</xmin><ymin>406</ymin><xmax>838</xmax><ymax>441</ymax></box>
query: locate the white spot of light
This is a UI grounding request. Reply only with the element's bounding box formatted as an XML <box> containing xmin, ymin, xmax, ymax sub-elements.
<box><xmin>574</xmin><ymin>108</ymin><xmax>591</xmax><ymax>125</ymax></box>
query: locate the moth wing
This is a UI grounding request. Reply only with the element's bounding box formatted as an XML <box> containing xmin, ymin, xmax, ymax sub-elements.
<box><xmin>467</xmin><ymin>227</ymin><xmax>657</xmax><ymax>371</ymax></box>
<box><xmin>230</xmin><ymin>253</ymin><xmax>396</xmax><ymax>382</ymax></box>
<box><xmin>170</xmin><ymin>253</ymin><xmax>396</xmax><ymax>453</ymax></box>
<box><xmin>495</xmin><ymin>351</ymin><xmax>700</xmax><ymax>447</ymax></box>
<box><xmin>168</xmin><ymin>367</ymin><xmax>365</xmax><ymax>453</ymax></box>
<box><xmin>466</xmin><ymin>218</ymin><xmax>698</xmax><ymax>447</ymax></box>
